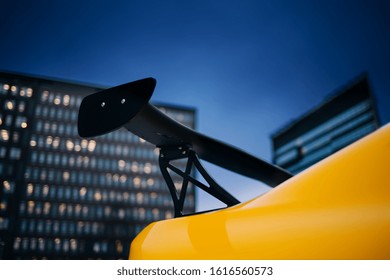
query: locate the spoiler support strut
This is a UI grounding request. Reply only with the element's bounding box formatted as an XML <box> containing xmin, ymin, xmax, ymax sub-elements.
<box><xmin>159</xmin><ymin>145</ymin><xmax>240</xmax><ymax>217</ymax></box>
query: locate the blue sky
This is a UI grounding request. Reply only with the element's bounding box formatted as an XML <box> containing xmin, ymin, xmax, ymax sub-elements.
<box><xmin>1</xmin><ymin>0</ymin><xmax>389</xmax><ymax>210</ymax></box>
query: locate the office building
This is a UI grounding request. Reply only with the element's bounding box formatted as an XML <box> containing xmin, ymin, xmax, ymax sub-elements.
<box><xmin>272</xmin><ymin>74</ymin><xmax>380</xmax><ymax>174</ymax></box>
<box><xmin>0</xmin><ymin>71</ymin><xmax>196</xmax><ymax>259</ymax></box>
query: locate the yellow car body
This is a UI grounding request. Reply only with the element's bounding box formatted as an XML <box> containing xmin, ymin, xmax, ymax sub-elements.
<box><xmin>130</xmin><ymin>124</ymin><xmax>390</xmax><ymax>259</ymax></box>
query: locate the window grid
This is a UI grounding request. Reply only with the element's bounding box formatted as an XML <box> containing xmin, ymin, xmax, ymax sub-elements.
<box><xmin>0</xmin><ymin>76</ymin><xmax>196</xmax><ymax>259</ymax></box>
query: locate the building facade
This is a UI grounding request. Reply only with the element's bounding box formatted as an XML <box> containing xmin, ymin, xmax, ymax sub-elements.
<box><xmin>0</xmin><ymin>71</ymin><xmax>196</xmax><ymax>259</ymax></box>
<box><xmin>272</xmin><ymin>74</ymin><xmax>380</xmax><ymax>174</ymax></box>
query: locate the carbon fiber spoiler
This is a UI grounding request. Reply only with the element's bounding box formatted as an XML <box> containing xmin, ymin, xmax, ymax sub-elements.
<box><xmin>78</xmin><ymin>78</ymin><xmax>292</xmax><ymax>216</ymax></box>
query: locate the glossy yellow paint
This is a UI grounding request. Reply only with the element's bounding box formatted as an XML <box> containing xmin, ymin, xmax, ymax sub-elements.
<box><xmin>130</xmin><ymin>124</ymin><xmax>390</xmax><ymax>259</ymax></box>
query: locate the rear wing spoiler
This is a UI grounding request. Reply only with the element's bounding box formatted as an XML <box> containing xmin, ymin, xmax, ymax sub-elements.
<box><xmin>78</xmin><ymin>78</ymin><xmax>292</xmax><ymax>216</ymax></box>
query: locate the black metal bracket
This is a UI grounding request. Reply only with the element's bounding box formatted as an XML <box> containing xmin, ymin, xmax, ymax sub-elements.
<box><xmin>159</xmin><ymin>145</ymin><xmax>240</xmax><ymax>217</ymax></box>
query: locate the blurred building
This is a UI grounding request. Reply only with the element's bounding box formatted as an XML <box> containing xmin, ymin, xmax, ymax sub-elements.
<box><xmin>0</xmin><ymin>71</ymin><xmax>196</xmax><ymax>259</ymax></box>
<box><xmin>272</xmin><ymin>74</ymin><xmax>380</xmax><ymax>174</ymax></box>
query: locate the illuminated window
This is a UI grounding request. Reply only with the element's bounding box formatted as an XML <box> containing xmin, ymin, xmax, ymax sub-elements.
<box><xmin>15</xmin><ymin>116</ymin><xmax>27</xmax><ymax>128</ymax></box>
<box><xmin>63</xmin><ymin>171</ymin><xmax>70</xmax><ymax>181</ymax></box>
<box><xmin>0</xmin><ymin>130</ymin><xmax>8</xmax><ymax>142</ymax></box>
<box><xmin>116</xmin><ymin>240</ymin><xmax>123</xmax><ymax>253</ymax></box>
<box><xmin>147</xmin><ymin>178</ymin><xmax>155</xmax><ymax>187</ymax></box>
<box><xmin>54</xmin><ymin>95</ymin><xmax>61</xmax><ymax>105</ymax></box>
<box><xmin>144</xmin><ymin>163</ymin><xmax>152</xmax><ymax>174</ymax></box>
<box><xmin>59</xmin><ymin>203</ymin><xmax>66</xmax><ymax>215</ymax></box>
<box><xmin>112</xmin><ymin>174</ymin><xmax>119</xmax><ymax>182</ymax></box>
<box><xmin>118</xmin><ymin>159</ymin><xmax>126</xmax><ymax>170</ymax></box>
<box><xmin>136</xmin><ymin>192</ymin><xmax>144</xmax><ymax>204</ymax></box>
<box><xmin>152</xmin><ymin>208</ymin><xmax>160</xmax><ymax>219</ymax></box>
<box><xmin>87</xmin><ymin>140</ymin><xmax>96</xmax><ymax>152</ymax></box>
<box><xmin>27</xmin><ymin>201</ymin><xmax>35</xmax><ymax>215</ymax></box>
<box><xmin>27</xmin><ymin>183</ymin><xmax>34</xmax><ymax>196</ymax></box>
<box><xmin>19</xmin><ymin>88</ymin><xmax>26</xmax><ymax>97</ymax></box>
<box><xmin>79</xmin><ymin>187</ymin><xmax>87</xmax><ymax>197</ymax></box>
<box><xmin>0</xmin><ymin>200</ymin><xmax>7</xmax><ymax>211</ymax></box>
<box><xmin>29</xmin><ymin>139</ymin><xmax>36</xmax><ymax>147</ymax></box>
<box><xmin>83</xmin><ymin>156</ymin><xmax>89</xmax><ymax>167</ymax></box>
<box><xmin>41</xmin><ymin>90</ymin><xmax>49</xmax><ymax>101</ymax></box>
<box><xmin>80</xmin><ymin>139</ymin><xmax>87</xmax><ymax>149</ymax></box>
<box><xmin>46</xmin><ymin>136</ymin><xmax>53</xmax><ymax>146</ymax></box>
<box><xmin>93</xmin><ymin>242</ymin><xmax>100</xmax><ymax>253</ymax></box>
<box><xmin>5</xmin><ymin>100</ymin><xmax>14</xmax><ymax>110</ymax></box>
<box><xmin>94</xmin><ymin>191</ymin><xmax>102</xmax><ymax>201</ymax></box>
<box><xmin>150</xmin><ymin>192</ymin><xmax>157</xmax><ymax>199</ymax></box>
<box><xmin>54</xmin><ymin>238</ymin><xmax>61</xmax><ymax>251</ymax></box>
<box><xmin>131</xmin><ymin>162</ymin><xmax>139</xmax><ymax>173</ymax></box>
<box><xmin>70</xmin><ymin>239</ymin><xmax>77</xmax><ymax>251</ymax></box>
<box><xmin>165</xmin><ymin>211</ymin><xmax>173</xmax><ymax>219</ymax></box>
<box><xmin>43</xmin><ymin>202</ymin><xmax>51</xmax><ymax>215</ymax></box>
<box><xmin>66</xmin><ymin>140</ymin><xmax>74</xmax><ymax>151</ymax></box>
<box><xmin>120</xmin><ymin>175</ymin><xmax>127</xmax><ymax>183</ymax></box>
<box><xmin>77</xmin><ymin>221</ymin><xmax>84</xmax><ymax>234</ymax></box>
<box><xmin>26</xmin><ymin>88</ymin><xmax>33</xmax><ymax>97</ymax></box>
<box><xmin>133</xmin><ymin>177</ymin><xmax>141</xmax><ymax>187</ymax></box>
<box><xmin>63</xmin><ymin>95</ymin><xmax>70</xmax><ymax>106</ymax></box>
<box><xmin>52</xmin><ymin>137</ymin><xmax>60</xmax><ymax>148</ymax></box>
<box><xmin>74</xmin><ymin>144</ymin><xmax>81</xmax><ymax>152</ymax></box>
<box><xmin>174</xmin><ymin>181</ymin><xmax>182</xmax><ymax>191</ymax></box>
<box><xmin>42</xmin><ymin>185</ymin><xmax>49</xmax><ymax>197</ymax></box>
<box><xmin>3</xmin><ymin>180</ymin><xmax>14</xmax><ymax>193</ymax></box>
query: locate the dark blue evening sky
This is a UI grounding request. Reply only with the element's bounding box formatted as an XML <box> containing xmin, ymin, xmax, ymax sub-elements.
<box><xmin>1</xmin><ymin>0</ymin><xmax>389</xmax><ymax>210</ymax></box>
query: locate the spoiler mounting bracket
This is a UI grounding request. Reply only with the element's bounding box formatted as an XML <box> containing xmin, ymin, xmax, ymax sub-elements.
<box><xmin>159</xmin><ymin>145</ymin><xmax>240</xmax><ymax>217</ymax></box>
